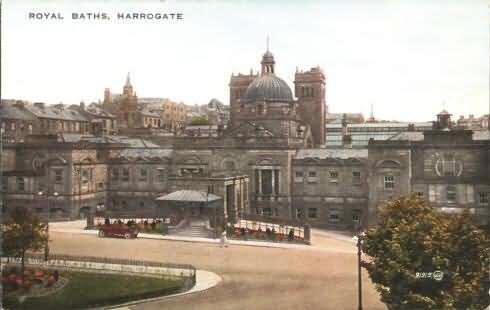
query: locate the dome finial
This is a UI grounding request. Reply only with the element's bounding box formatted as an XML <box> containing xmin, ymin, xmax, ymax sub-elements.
<box><xmin>266</xmin><ymin>35</ymin><xmax>270</xmax><ymax>52</ymax></box>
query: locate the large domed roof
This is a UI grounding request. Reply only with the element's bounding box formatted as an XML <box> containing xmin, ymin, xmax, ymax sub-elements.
<box><xmin>243</xmin><ymin>75</ymin><xmax>293</xmax><ymax>102</ymax></box>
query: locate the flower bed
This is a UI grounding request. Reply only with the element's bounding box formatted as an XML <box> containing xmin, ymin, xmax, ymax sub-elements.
<box><xmin>2</xmin><ymin>267</ymin><xmax>67</xmax><ymax>298</ymax></box>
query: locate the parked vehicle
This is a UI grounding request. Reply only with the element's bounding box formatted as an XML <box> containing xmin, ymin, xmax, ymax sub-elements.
<box><xmin>98</xmin><ymin>224</ymin><xmax>139</xmax><ymax>239</ymax></box>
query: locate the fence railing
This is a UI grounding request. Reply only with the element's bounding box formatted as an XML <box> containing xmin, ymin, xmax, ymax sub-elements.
<box><xmin>1</xmin><ymin>253</ymin><xmax>196</xmax><ymax>286</ymax></box>
<box><xmin>232</xmin><ymin>218</ymin><xmax>311</xmax><ymax>244</ymax></box>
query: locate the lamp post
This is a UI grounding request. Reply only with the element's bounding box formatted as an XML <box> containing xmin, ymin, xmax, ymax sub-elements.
<box><xmin>356</xmin><ymin>220</ymin><xmax>364</xmax><ymax>310</ymax></box>
<box><xmin>0</xmin><ymin>127</ymin><xmax>4</xmax><ymax>218</ymax></box>
<box><xmin>38</xmin><ymin>190</ymin><xmax>58</xmax><ymax>261</ymax></box>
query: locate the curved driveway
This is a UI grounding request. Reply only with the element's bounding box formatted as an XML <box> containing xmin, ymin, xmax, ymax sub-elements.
<box><xmin>50</xmin><ymin>231</ymin><xmax>386</xmax><ymax>310</ymax></box>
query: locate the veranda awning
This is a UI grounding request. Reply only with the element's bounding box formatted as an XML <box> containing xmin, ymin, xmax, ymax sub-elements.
<box><xmin>155</xmin><ymin>190</ymin><xmax>222</xmax><ymax>205</ymax></box>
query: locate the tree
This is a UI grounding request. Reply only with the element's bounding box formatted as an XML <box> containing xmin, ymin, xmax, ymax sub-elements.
<box><xmin>2</xmin><ymin>206</ymin><xmax>48</xmax><ymax>282</ymax></box>
<box><xmin>361</xmin><ymin>195</ymin><xmax>490</xmax><ymax>310</ymax></box>
<box><xmin>189</xmin><ymin>116</ymin><xmax>210</xmax><ymax>126</ymax></box>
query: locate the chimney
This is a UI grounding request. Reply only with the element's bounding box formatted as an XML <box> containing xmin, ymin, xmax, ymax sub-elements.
<box><xmin>80</xmin><ymin>101</ymin><xmax>85</xmax><ymax>110</ymax></box>
<box><xmin>342</xmin><ymin>134</ymin><xmax>352</xmax><ymax>148</ymax></box>
<box><xmin>14</xmin><ymin>101</ymin><xmax>25</xmax><ymax>108</ymax></box>
<box><xmin>407</xmin><ymin>123</ymin><xmax>415</xmax><ymax>132</ymax></box>
<box><xmin>341</xmin><ymin>114</ymin><xmax>352</xmax><ymax>147</ymax></box>
<box><xmin>341</xmin><ymin>113</ymin><xmax>348</xmax><ymax>136</ymax></box>
<box><xmin>34</xmin><ymin>102</ymin><xmax>45</xmax><ymax>109</ymax></box>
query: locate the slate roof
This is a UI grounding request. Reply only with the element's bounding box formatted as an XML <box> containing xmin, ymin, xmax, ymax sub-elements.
<box><xmin>109</xmin><ymin>137</ymin><xmax>160</xmax><ymax>148</ymax></box>
<box><xmin>57</xmin><ymin>133</ymin><xmax>128</xmax><ymax>144</ymax></box>
<box><xmin>326</xmin><ymin>122</ymin><xmax>433</xmax><ymax>129</ymax></box>
<box><xmin>138</xmin><ymin>107</ymin><xmax>162</xmax><ymax>117</ymax></box>
<box><xmin>84</xmin><ymin>103</ymin><xmax>115</xmax><ymax>118</ymax></box>
<box><xmin>114</xmin><ymin>148</ymin><xmax>173</xmax><ymax>160</ymax></box>
<box><xmin>295</xmin><ymin>148</ymin><xmax>368</xmax><ymax>159</ymax></box>
<box><xmin>23</xmin><ymin>103</ymin><xmax>88</xmax><ymax>121</ymax></box>
<box><xmin>0</xmin><ymin>104</ymin><xmax>37</xmax><ymax>121</ymax></box>
<box><xmin>387</xmin><ymin>132</ymin><xmax>424</xmax><ymax>141</ymax></box>
<box><xmin>156</xmin><ymin>190</ymin><xmax>221</xmax><ymax>203</ymax></box>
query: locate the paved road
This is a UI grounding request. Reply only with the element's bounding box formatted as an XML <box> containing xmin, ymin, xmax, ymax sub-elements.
<box><xmin>50</xmin><ymin>231</ymin><xmax>386</xmax><ymax>310</ymax></box>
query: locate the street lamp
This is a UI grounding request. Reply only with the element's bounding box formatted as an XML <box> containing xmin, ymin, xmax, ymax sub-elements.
<box><xmin>38</xmin><ymin>190</ymin><xmax>58</xmax><ymax>261</ymax></box>
<box><xmin>356</xmin><ymin>220</ymin><xmax>365</xmax><ymax>310</ymax></box>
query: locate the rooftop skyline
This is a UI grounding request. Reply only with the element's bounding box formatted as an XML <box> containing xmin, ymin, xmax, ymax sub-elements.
<box><xmin>2</xmin><ymin>0</ymin><xmax>489</xmax><ymax>122</ymax></box>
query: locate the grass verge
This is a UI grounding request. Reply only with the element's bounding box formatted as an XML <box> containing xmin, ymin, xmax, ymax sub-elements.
<box><xmin>3</xmin><ymin>270</ymin><xmax>185</xmax><ymax>310</ymax></box>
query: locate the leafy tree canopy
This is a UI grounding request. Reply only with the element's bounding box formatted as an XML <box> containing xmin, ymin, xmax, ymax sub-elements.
<box><xmin>189</xmin><ymin>116</ymin><xmax>210</xmax><ymax>126</ymax></box>
<box><xmin>2</xmin><ymin>206</ymin><xmax>48</xmax><ymax>279</ymax></box>
<box><xmin>361</xmin><ymin>195</ymin><xmax>490</xmax><ymax>310</ymax></box>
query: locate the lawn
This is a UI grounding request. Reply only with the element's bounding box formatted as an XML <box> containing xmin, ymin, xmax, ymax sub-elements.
<box><xmin>3</xmin><ymin>270</ymin><xmax>185</xmax><ymax>310</ymax></box>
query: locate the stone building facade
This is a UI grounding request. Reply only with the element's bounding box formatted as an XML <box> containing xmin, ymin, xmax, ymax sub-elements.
<box><xmin>367</xmin><ymin>111</ymin><xmax>490</xmax><ymax>227</ymax></box>
<box><xmin>103</xmin><ymin>75</ymin><xmax>189</xmax><ymax>131</ymax></box>
<box><xmin>1</xmin><ymin>49</ymin><xmax>489</xmax><ymax>231</ymax></box>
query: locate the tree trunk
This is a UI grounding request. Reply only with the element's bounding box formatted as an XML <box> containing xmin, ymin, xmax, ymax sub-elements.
<box><xmin>21</xmin><ymin>250</ymin><xmax>25</xmax><ymax>283</ymax></box>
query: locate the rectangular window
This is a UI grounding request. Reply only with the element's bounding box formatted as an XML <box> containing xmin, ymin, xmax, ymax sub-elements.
<box><xmin>111</xmin><ymin>168</ymin><xmax>119</xmax><ymax>181</ymax></box>
<box><xmin>274</xmin><ymin>170</ymin><xmax>279</xmax><ymax>195</ymax></box>
<box><xmin>384</xmin><ymin>176</ymin><xmax>395</xmax><ymax>189</ymax></box>
<box><xmin>308</xmin><ymin>208</ymin><xmax>317</xmax><ymax>219</ymax></box>
<box><xmin>54</xmin><ymin>169</ymin><xmax>63</xmax><ymax>184</ymax></box>
<box><xmin>296</xmin><ymin>208</ymin><xmax>303</xmax><ymax>219</ymax></box>
<box><xmin>447</xmin><ymin>185</ymin><xmax>456</xmax><ymax>202</ymax></box>
<box><xmin>157</xmin><ymin>168</ymin><xmax>165</xmax><ymax>182</ymax></box>
<box><xmin>255</xmin><ymin>207</ymin><xmax>262</xmax><ymax>215</ymax></box>
<box><xmin>139</xmin><ymin>201</ymin><xmax>145</xmax><ymax>208</ymax></box>
<box><xmin>81</xmin><ymin>169</ymin><xmax>89</xmax><ymax>185</ymax></box>
<box><xmin>329</xmin><ymin>171</ymin><xmax>338</xmax><ymax>183</ymax></box>
<box><xmin>479</xmin><ymin>192</ymin><xmax>489</xmax><ymax>204</ymax></box>
<box><xmin>352</xmin><ymin>210</ymin><xmax>361</xmax><ymax>222</ymax></box>
<box><xmin>428</xmin><ymin>185</ymin><xmax>436</xmax><ymax>202</ymax></box>
<box><xmin>352</xmin><ymin>171</ymin><xmax>361</xmax><ymax>184</ymax></box>
<box><xmin>38</xmin><ymin>181</ymin><xmax>44</xmax><ymax>193</ymax></box>
<box><xmin>263</xmin><ymin>207</ymin><xmax>272</xmax><ymax>217</ymax></box>
<box><xmin>17</xmin><ymin>177</ymin><xmax>25</xmax><ymax>192</ymax></box>
<box><xmin>140</xmin><ymin>168</ymin><xmax>148</xmax><ymax>182</ymax></box>
<box><xmin>97</xmin><ymin>182</ymin><xmax>104</xmax><ymax>190</ymax></box>
<box><xmin>122</xmin><ymin>168</ymin><xmax>130</xmax><ymax>182</ymax></box>
<box><xmin>255</xmin><ymin>170</ymin><xmax>260</xmax><ymax>194</ymax></box>
<box><xmin>294</xmin><ymin>171</ymin><xmax>304</xmax><ymax>183</ymax></box>
<box><xmin>329</xmin><ymin>210</ymin><xmax>341</xmax><ymax>223</ymax></box>
<box><xmin>467</xmin><ymin>185</ymin><xmax>475</xmax><ymax>203</ymax></box>
<box><xmin>261</xmin><ymin>169</ymin><xmax>272</xmax><ymax>195</ymax></box>
<box><xmin>416</xmin><ymin>192</ymin><xmax>424</xmax><ymax>198</ymax></box>
<box><xmin>442</xmin><ymin>160</ymin><xmax>455</xmax><ymax>176</ymax></box>
<box><xmin>2</xmin><ymin>177</ymin><xmax>8</xmax><ymax>191</ymax></box>
<box><xmin>121</xmin><ymin>201</ymin><xmax>127</xmax><ymax>209</ymax></box>
<box><xmin>307</xmin><ymin>171</ymin><xmax>318</xmax><ymax>183</ymax></box>
<box><xmin>274</xmin><ymin>208</ymin><xmax>279</xmax><ymax>217</ymax></box>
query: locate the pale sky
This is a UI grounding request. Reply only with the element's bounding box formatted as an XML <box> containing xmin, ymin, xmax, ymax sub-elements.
<box><xmin>2</xmin><ymin>0</ymin><xmax>489</xmax><ymax>122</ymax></box>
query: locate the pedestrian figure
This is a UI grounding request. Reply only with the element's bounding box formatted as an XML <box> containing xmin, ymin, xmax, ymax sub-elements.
<box><xmin>220</xmin><ymin>230</ymin><xmax>228</xmax><ymax>248</ymax></box>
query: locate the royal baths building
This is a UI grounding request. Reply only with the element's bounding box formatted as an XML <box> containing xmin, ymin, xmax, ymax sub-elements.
<box><xmin>1</xmin><ymin>49</ymin><xmax>489</xmax><ymax>229</ymax></box>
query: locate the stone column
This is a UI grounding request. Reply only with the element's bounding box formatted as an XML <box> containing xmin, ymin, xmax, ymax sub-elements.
<box><xmin>258</xmin><ymin>169</ymin><xmax>262</xmax><ymax>195</ymax></box>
